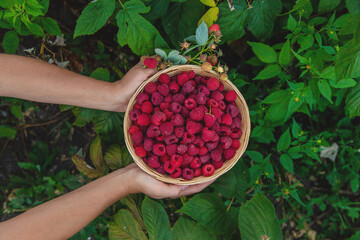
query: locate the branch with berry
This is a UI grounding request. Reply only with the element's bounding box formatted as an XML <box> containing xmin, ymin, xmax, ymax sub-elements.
<box><xmin>141</xmin><ymin>21</ymin><xmax>229</xmax><ymax>81</ymax></box>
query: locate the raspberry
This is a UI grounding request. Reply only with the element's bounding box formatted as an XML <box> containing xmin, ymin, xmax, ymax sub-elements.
<box><xmin>164</xmin><ymin>94</ymin><xmax>172</xmax><ymax>103</ymax></box>
<box><xmin>151</xmin><ymin>111</ymin><xmax>167</xmax><ymax>126</ymax></box>
<box><xmin>207</xmin><ymin>78</ymin><xmax>220</xmax><ymax>91</ymax></box>
<box><xmin>186</xmin><ymin>120</ymin><xmax>202</xmax><ymax>135</ymax></box>
<box><xmin>190</xmin><ymin>107</ymin><xmax>205</xmax><ymax>121</ymax></box>
<box><xmin>135</xmin><ymin>146</ymin><xmax>147</xmax><ymax>157</ymax></box>
<box><xmin>160</xmin><ymin>122</ymin><xmax>174</xmax><ymax>136</ymax></box>
<box><xmin>159</xmin><ymin>73</ymin><xmax>170</xmax><ymax>84</ymax></box>
<box><xmin>225</xmin><ymin>90</ymin><xmax>237</xmax><ymax>102</ymax></box>
<box><xmin>222</xmin><ymin>114</ymin><xmax>232</xmax><ymax>126</ymax></box>
<box><xmin>188</xmin><ymin>71</ymin><xmax>195</xmax><ymax>79</ymax></box>
<box><xmin>184</xmin><ymin>98</ymin><xmax>197</xmax><ymax>110</ymax></box>
<box><xmin>211</xmin><ymin>107</ymin><xmax>223</xmax><ymax>120</ymax></box>
<box><xmin>156</xmin><ymin>165</ymin><xmax>166</xmax><ymax>174</ymax></box>
<box><xmin>218</xmin><ymin>101</ymin><xmax>226</xmax><ymax>110</ymax></box>
<box><xmin>218</xmin><ymin>83</ymin><xmax>224</xmax><ymax>92</ymax></box>
<box><xmin>154</xmin><ymin>107</ymin><xmax>160</xmax><ymax>112</ymax></box>
<box><xmin>172</xmin><ymin>93</ymin><xmax>185</xmax><ymax>104</ymax></box>
<box><xmin>130</xmin><ymin>109</ymin><xmax>141</xmax><ymax>121</ymax></box>
<box><xmin>193</xmin><ymin>136</ymin><xmax>205</xmax><ymax>147</ymax></box>
<box><xmin>181</xmin><ymin>107</ymin><xmax>190</xmax><ymax>118</ymax></box>
<box><xmin>207</xmin><ymin>99</ymin><xmax>219</xmax><ymax>108</ymax></box>
<box><xmin>211</xmin><ymin>91</ymin><xmax>224</xmax><ymax>101</ymax></box>
<box><xmin>144</xmin><ymin>138</ymin><xmax>154</xmax><ymax>151</ymax></box>
<box><xmin>224</xmin><ymin>148</ymin><xmax>236</xmax><ymax>160</ymax></box>
<box><xmin>158</xmin><ymin>84</ymin><xmax>169</xmax><ymax>96</ymax></box>
<box><xmin>183</xmin><ymin>132</ymin><xmax>195</xmax><ymax>144</ymax></box>
<box><xmin>164</xmin><ymin>134</ymin><xmax>179</xmax><ymax>144</ymax></box>
<box><xmin>166</xmin><ymin>144</ymin><xmax>177</xmax><ymax>156</ymax></box>
<box><xmin>174</xmin><ymin>127</ymin><xmax>185</xmax><ymax>138</ymax></box>
<box><xmin>204</xmin><ymin>113</ymin><xmax>216</xmax><ymax>128</ymax></box>
<box><xmin>220</xmin><ymin>136</ymin><xmax>232</xmax><ymax>149</ymax></box>
<box><xmin>169</xmin><ymin>81</ymin><xmax>179</xmax><ymax>93</ymax></box>
<box><xmin>220</xmin><ymin>126</ymin><xmax>231</xmax><ymax>136</ymax></box>
<box><xmin>207</xmin><ymin>55</ymin><xmax>218</xmax><ymax>66</ymax></box>
<box><xmin>164</xmin><ymin>161</ymin><xmax>176</xmax><ymax>174</ymax></box>
<box><xmin>209</xmin><ymin>24</ymin><xmax>220</xmax><ymax>32</ymax></box>
<box><xmin>202</xmin><ymin>164</ymin><xmax>215</xmax><ymax>176</ymax></box>
<box><xmin>181</xmin><ymin>153</ymin><xmax>193</xmax><ymax>167</ymax></box>
<box><xmin>199</xmin><ymin>146</ymin><xmax>208</xmax><ymax>155</ymax></box>
<box><xmin>170</xmin><ymin>102</ymin><xmax>182</xmax><ymax>114</ymax></box>
<box><xmin>211</xmin><ymin>149</ymin><xmax>222</xmax><ymax>161</ymax></box>
<box><xmin>194</xmin><ymin>75</ymin><xmax>202</xmax><ymax>84</ymax></box>
<box><xmin>201</xmin><ymin>76</ymin><xmax>209</xmax><ymax>85</ymax></box>
<box><xmin>171</xmin><ymin>154</ymin><xmax>183</xmax><ymax>168</ymax></box>
<box><xmin>182</xmin><ymin>80</ymin><xmax>195</xmax><ymax>94</ymax></box>
<box><xmin>205</xmin><ymin>141</ymin><xmax>218</xmax><ymax>151</ymax></box>
<box><xmin>129</xmin><ymin>125</ymin><xmax>140</xmax><ymax>135</ymax></box>
<box><xmin>200</xmin><ymin>154</ymin><xmax>211</xmax><ymax>164</ymax></box>
<box><xmin>163</xmin><ymin>109</ymin><xmax>174</xmax><ymax>120</ymax></box>
<box><xmin>134</xmin><ymin>104</ymin><xmax>141</xmax><ymax>110</ymax></box>
<box><xmin>202</xmin><ymin>61</ymin><xmax>213</xmax><ymax>72</ymax></box>
<box><xmin>146</xmin><ymin>125</ymin><xmax>160</xmax><ymax>138</ymax></box>
<box><xmin>230</xmin><ymin>117</ymin><xmax>242</xmax><ymax>129</ymax></box>
<box><xmin>188</xmin><ymin>144</ymin><xmax>199</xmax><ymax>156</ymax></box>
<box><xmin>182</xmin><ymin>168</ymin><xmax>194</xmax><ymax>180</ymax></box>
<box><xmin>137</xmin><ymin>113</ymin><xmax>150</xmax><ymax>126</ymax></box>
<box><xmin>190</xmin><ymin>157</ymin><xmax>201</xmax><ymax>169</ymax></box>
<box><xmin>148</xmin><ymin>155</ymin><xmax>161</xmax><ymax>168</ymax></box>
<box><xmin>216</xmin><ymin>145</ymin><xmax>224</xmax><ymax>154</ymax></box>
<box><xmin>226</xmin><ymin>105</ymin><xmax>239</xmax><ymax>118</ymax></box>
<box><xmin>177</xmin><ymin>72</ymin><xmax>189</xmax><ymax>86</ymax></box>
<box><xmin>151</xmin><ymin>92</ymin><xmax>164</xmax><ymax>105</ymax></box>
<box><xmin>231</xmin><ymin>139</ymin><xmax>240</xmax><ymax>149</ymax></box>
<box><xmin>160</xmin><ymin>102</ymin><xmax>170</xmax><ymax>111</ymax></box>
<box><xmin>194</xmin><ymin>168</ymin><xmax>202</xmax><ymax>177</ymax></box>
<box><xmin>171</xmin><ymin>114</ymin><xmax>185</xmax><ymax>126</ymax></box>
<box><xmin>198</xmin><ymin>85</ymin><xmax>210</xmax><ymax>96</ymax></box>
<box><xmin>153</xmin><ymin>143</ymin><xmax>166</xmax><ymax>156</ymax></box>
<box><xmin>177</xmin><ymin>144</ymin><xmax>188</xmax><ymax>154</ymax></box>
<box><xmin>156</xmin><ymin>132</ymin><xmax>166</xmax><ymax>141</ymax></box>
<box><xmin>141</xmin><ymin>101</ymin><xmax>153</xmax><ymax>113</ymax></box>
<box><xmin>202</xmin><ymin>127</ymin><xmax>217</xmax><ymax>142</ymax></box>
<box><xmin>144</xmin><ymin>82</ymin><xmax>157</xmax><ymax>94</ymax></box>
<box><xmin>230</xmin><ymin>128</ymin><xmax>242</xmax><ymax>138</ymax></box>
<box><xmin>144</xmin><ymin>58</ymin><xmax>158</xmax><ymax>69</ymax></box>
<box><xmin>196</xmin><ymin>93</ymin><xmax>207</xmax><ymax>105</ymax></box>
<box><xmin>160</xmin><ymin>154</ymin><xmax>170</xmax><ymax>163</ymax></box>
<box><xmin>170</xmin><ymin>167</ymin><xmax>182</xmax><ymax>178</ymax></box>
<box><xmin>212</xmin><ymin>160</ymin><xmax>223</xmax><ymax>169</ymax></box>
<box><xmin>212</xmin><ymin>120</ymin><xmax>220</xmax><ymax>133</ymax></box>
<box><xmin>137</xmin><ymin>92</ymin><xmax>150</xmax><ymax>105</ymax></box>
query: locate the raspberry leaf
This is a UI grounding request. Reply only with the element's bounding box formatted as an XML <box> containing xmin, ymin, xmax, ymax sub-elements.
<box><xmin>171</xmin><ymin>217</ymin><xmax>216</xmax><ymax>240</ymax></box>
<box><xmin>195</xmin><ymin>20</ymin><xmax>209</xmax><ymax>46</ymax></box>
<box><xmin>200</xmin><ymin>0</ymin><xmax>216</xmax><ymax>7</ymax></box>
<box><xmin>253</xmin><ymin>64</ymin><xmax>281</xmax><ymax>80</ymax></box>
<box><xmin>280</xmin><ymin>153</ymin><xmax>294</xmax><ymax>173</ymax></box>
<box><xmin>248</xmin><ymin>42</ymin><xmax>277</xmax><ymax>64</ymax></box>
<box><xmin>198</xmin><ymin>7</ymin><xmax>219</xmax><ymax>27</ymax></box>
<box><xmin>2</xmin><ymin>30</ymin><xmax>19</xmax><ymax>54</ymax></box>
<box><xmin>89</xmin><ymin>136</ymin><xmax>109</xmax><ymax>175</ymax></box>
<box><xmin>104</xmin><ymin>145</ymin><xmax>132</xmax><ymax>170</ymax></box>
<box><xmin>345</xmin><ymin>83</ymin><xmax>360</xmax><ymax>117</ymax></box>
<box><xmin>277</xmin><ymin>128</ymin><xmax>291</xmax><ymax>152</ymax></box>
<box><xmin>71</xmin><ymin>154</ymin><xmax>102</xmax><ymax>179</ymax></box>
<box><xmin>0</xmin><ymin>125</ymin><xmax>17</xmax><ymax>139</ymax></box>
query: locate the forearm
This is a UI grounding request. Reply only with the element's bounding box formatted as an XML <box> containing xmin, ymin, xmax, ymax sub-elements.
<box><xmin>0</xmin><ymin>54</ymin><xmax>121</xmax><ymax>111</ymax></box>
<box><xmin>0</xmin><ymin>168</ymin><xmax>133</xmax><ymax>240</ymax></box>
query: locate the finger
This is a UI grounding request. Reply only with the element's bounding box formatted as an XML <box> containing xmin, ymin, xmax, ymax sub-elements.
<box><xmin>177</xmin><ymin>179</ymin><xmax>217</xmax><ymax>197</ymax></box>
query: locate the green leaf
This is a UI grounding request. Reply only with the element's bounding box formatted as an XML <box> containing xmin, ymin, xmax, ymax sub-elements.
<box><xmin>71</xmin><ymin>154</ymin><xmax>102</xmax><ymax>179</ymax></box>
<box><xmin>0</xmin><ymin>0</ymin><xmax>15</xmax><ymax>8</ymax></box>
<box><xmin>345</xmin><ymin>83</ymin><xmax>360</xmax><ymax>117</ymax></box>
<box><xmin>90</xmin><ymin>67</ymin><xmax>110</xmax><ymax>81</ymax></box>
<box><xmin>41</xmin><ymin>17</ymin><xmax>61</xmax><ymax>36</ymax></box>
<box><xmin>280</xmin><ymin>154</ymin><xmax>294</xmax><ymax>173</ymax></box>
<box><xmin>198</xmin><ymin>7</ymin><xmax>219</xmax><ymax>27</ymax></box>
<box><xmin>279</xmin><ymin>39</ymin><xmax>291</xmax><ymax>66</ymax></box>
<box><xmin>287</xmin><ymin>14</ymin><xmax>297</xmax><ymax>32</ymax></box>
<box><xmin>346</xmin><ymin>0</ymin><xmax>360</xmax><ymax>17</ymax></box>
<box><xmin>2</xmin><ymin>30</ymin><xmax>19</xmax><ymax>54</ymax></box>
<box><xmin>248</xmin><ymin>42</ymin><xmax>277</xmax><ymax>63</ymax></box>
<box><xmin>329</xmin><ymin>78</ymin><xmax>357</xmax><ymax>88</ymax></box>
<box><xmin>238</xmin><ymin>193</ymin><xmax>283</xmax><ymax>240</ymax></box>
<box><xmin>291</xmin><ymin>118</ymin><xmax>302</xmax><ymax>139</ymax></box>
<box><xmin>335</xmin><ymin>40</ymin><xmax>360</xmax><ymax>80</ymax></box>
<box><xmin>171</xmin><ymin>217</ymin><xmax>216</xmax><ymax>240</ymax></box>
<box><xmin>0</xmin><ymin>125</ymin><xmax>17</xmax><ymax>139</ymax></box>
<box><xmin>195</xmin><ymin>20</ymin><xmax>209</xmax><ymax>46</ymax></box>
<box><xmin>254</xmin><ymin>64</ymin><xmax>281</xmax><ymax>80</ymax></box>
<box><xmin>277</xmin><ymin>128</ymin><xmax>291</xmax><ymax>151</ymax></box>
<box><xmin>10</xmin><ymin>105</ymin><xmax>22</xmax><ymax>119</ymax></box>
<box><xmin>263</xmin><ymin>90</ymin><xmax>290</xmax><ymax>104</ymax></box>
<box><xmin>25</xmin><ymin>22</ymin><xmax>45</xmax><ymax>37</ymax></box>
<box><xmin>246</xmin><ymin>151</ymin><xmax>264</xmax><ymax>163</ymax></box>
<box><xmin>285</xmin><ymin>92</ymin><xmax>304</xmax><ymax>120</ymax></box>
<box><xmin>18</xmin><ymin>162</ymin><xmax>38</xmax><ymax>172</ymax></box>
<box><xmin>350</xmin><ymin>177</ymin><xmax>359</xmax><ymax>193</ymax></box>
<box><xmin>142</xmin><ymin>197</ymin><xmax>171</xmax><ymax>240</ymax></box>
<box><xmin>74</xmin><ymin>0</ymin><xmax>115</xmax><ymax>38</ymax></box>
<box><xmin>289</xmin><ymin>191</ymin><xmax>305</xmax><ymax>207</ymax></box>
<box><xmin>117</xmin><ymin>0</ymin><xmax>167</xmax><ymax>55</ymax></box>
<box><xmin>145</xmin><ymin>0</ymin><xmax>169</xmax><ymax>20</ymax></box>
<box><xmin>90</xmin><ymin>136</ymin><xmax>108</xmax><ymax>175</ymax></box>
<box><xmin>93</xmin><ymin>112</ymin><xmax>122</xmax><ymax>134</ymax></box>
<box><xmin>318</xmin><ymin>79</ymin><xmax>333</xmax><ymax>103</ymax></box>
<box><xmin>25</xmin><ymin>0</ymin><xmax>44</xmax><ymax>17</ymax></box>
<box><xmin>178</xmin><ymin>193</ymin><xmax>235</xmax><ymax>234</ymax></box>
<box><xmin>318</xmin><ymin>0</ymin><xmax>340</xmax><ymax>13</ymax></box>
<box><xmin>120</xmin><ymin>196</ymin><xmax>145</xmax><ymax>229</ymax></box>
<box><xmin>109</xmin><ymin>209</ymin><xmax>148</xmax><ymax>240</ymax></box>
<box><xmin>248</xmin><ymin>0</ymin><xmax>282</xmax><ymax>41</ymax></box>
<box><xmin>291</xmin><ymin>49</ymin><xmax>308</xmax><ymax>64</ymax></box>
<box><xmin>265</xmin><ymin>101</ymin><xmax>289</xmax><ymax>125</ymax></box>
<box><xmin>298</xmin><ymin>34</ymin><xmax>314</xmax><ymax>52</ymax></box>
<box><xmin>162</xmin><ymin>0</ymin><xmax>205</xmax><ymax>47</ymax></box>
<box><xmin>217</xmin><ymin>0</ymin><xmax>248</xmax><ymax>42</ymax></box>
<box><xmin>200</xmin><ymin>0</ymin><xmax>216</xmax><ymax>7</ymax></box>
<box><xmin>104</xmin><ymin>145</ymin><xmax>133</xmax><ymax>170</ymax></box>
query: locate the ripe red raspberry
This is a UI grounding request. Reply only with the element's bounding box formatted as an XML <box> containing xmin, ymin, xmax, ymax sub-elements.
<box><xmin>166</xmin><ymin>144</ymin><xmax>177</xmax><ymax>156</ymax></box>
<box><xmin>131</xmin><ymin>131</ymin><xmax>143</xmax><ymax>145</ymax></box>
<box><xmin>220</xmin><ymin>126</ymin><xmax>231</xmax><ymax>136</ymax></box>
<box><xmin>181</xmin><ymin>107</ymin><xmax>190</xmax><ymax>118</ymax></box>
<box><xmin>190</xmin><ymin>107</ymin><xmax>205</xmax><ymax>121</ymax></box>
<box><xmin>164</xmin><ymin>134</ymin><xmax>179</xmax><ymax>145</ymax></box>
<box><xmin>218</xmin><ymin>101</ymin><xmax>226</xmax><ymax>110</ymax></box>
<box><xmin>231</xmin><ymin>139</ymin><xmax>240</xmax><ymax>149</ymax></box>
<box><xmin>160</xmin><ymin>154</ymin><xmax>170</xmax><ymax>163</ymax></box>
<box><xmin>205</xmin><ymin>141</ymin><xmax>218</xmax><ymax>151</ymax></box>
<box><xmin>181</xmin><ymin>153</ymin><xmax>193</xmax><ymax>167</ymax></box>
<box><xmin>160</xmin><ymin>121</ymin><xmax>174</xmax><ymax>136</ymax></box>
<box><xmin>221</xmin><ymin>114</ymin><xmax>232</xmax><ymax>126</ymax></box>
<box><xmin>218</xmin><ymin>83</ymin><xmax>224</xmax><ymax>92</ymax></box>
<box><xmin>141</xmin><ymin>101</ymin><xmax>153</xmax><ymax>113</ymax></box>
<box><xmin>163</xmin><ymin>109</ymin><xmax>173</xmax><ymax>120</ymax></box>
<box><xmin>134</xmin><ymin>104</ymin><xmax>141</xmax><ymax>110</ymax></box>
<box><xmin>196</xmin><ymin>93</ymin><xmax>207</xmax><ymax>105</ymax></box>
<box><xmin>151</xmin><ymin>92</ymin><xmax>164</xmax><ymax>105</ymax></box>
<box><xmin>144</xmin><ymin>138</ymin><xmax>154</xmax><ymax>151</ymax></box>
<box><xmin>209</xmin><ymin>24</ymin><xmax>220</xmax><ymax>32</ymax></box>
<box><xmin>188</xmin><ymin>144</ymin><xmax>199</xmax><ymax>156</ymax></box>
<box><xmin>194</xmin><ymin>75</ymin><xmax>202</xmax><ymax>84</ymax></box>
<box><xmin>172</xmin><ymin>93</ymin><xmax>185</xmax><ymax>104</ymax></box>
<box><xmin>201</xmin><ymin>127</ymin><xmax>217</xmax><ymax>142</ymax></box>
<box><xmin>224</xmin><ymin>148</ymin><xmax>236</xmax><ymax>160</ymax></box>
<box><xmin>158</xmin><ymin>84</ymin><xmax>169</xmax><ymax>96</ymax></box>
<box><xmin>204</xmin><ymin>113</ymin><xmax>216</xmax><ymax>128</ymax></box>
<box><xmin>212</xmin><ymin>120</ymin><xmax>220</xmax><ymax>133</ymax></box>
<box><xmin>230</xmin><ymin>128</ymin><xmax>242</xmax><ymax>138</ymax></box>
<box><xmin>198</xmin><ymin>85</ymin><xmax>210</xmax><ymax>96</ymax></box>
<box><xmin>200</xmin><ymin>154</ymin><xmax>211</xmax><ymax>164</ymax></box>
<box><xmin>190</xmin><ymin>157</ymin><xmax>201</xmax><ymax>169</ymax></box>
<box><xmin>186</xmin><ymin>120</ymin><xmax>202</xmax><ymax>135</ymax></box>
<box><xmin>177</xmin><ymin>72</ymin><xmax>189</xmax><ymax>86</ymax></box>
<box><xmin>154</xmin><ymin>106</ymin><xmax>160</xmax><ymax>112</ymax></box>
<box><xmin>156</xmin><ymin>165</ymin><xmax>166</xmax><ymax>174</ymax></box>
<box><xmin>144</xmin><ymin>82</ymin><xmax>157</xmax><ymax>94</ymax></box>
<box><xmin>177</xmin><ymin>144</ymin><xmax>188</xmax><ymax>154</ymax></box>
<box><xmin>169</xmin><ymin>81</ymin><xmax>179</xmax><ymax>93</ymax></box>
<box><xmin>182</xmin><ymin>80</ymin><xmax>195</xmax><ymax>94</ymax></box>
<box><xmin>202</xmin><ymin>164</ymin><xmax>215</xmax><ymax>176</ymax></box>
<box><xmin>225</xmin><ymin>90</ymin><xmax>237</xmax><ymax>102</ymax></box>
<box><xmin>171</xmin><ymin>114</ymin><xmax>185</xmax><ymax>126</ymax></box>
<box><xmin>148</xmin><ymin>155</ymin><xmax>161</xmax><ymax>168</ymax></box>
<box><xmin>153</xmin><ymin>143</ymin><xmax>166</xmax><ymax>156</ymax></box>
<box><xmin>156</xmin><ymin>132</ymin><xmax>166</xmax><ymax>142</ymax></box>
<box><xmin>137</xmin><ymin>113</ymin><xmax>150</xmax><ymax>126</ymax></box>
<box><xmin>144</xmin><ymin>58</ymin><xmax>158</xmax><ymax>69</ymax></box>
<box><xmin>188</xmin><ymin>70</ymin><xmax>195</xmax><ymax>79</ymax></box>
<box><xmin>211</xmin><ymin>149</ymin><xmax>222</xmax><ymax>162</ymax></box>
<box><xmin>220</xmin><ymin>136</ymin><xmax>232</xmax><ymax>149</ymax></box>
<box><xmin>230</xmin><ymin>117</ymin><xmax>242</xmax><ymax>129</ymax></box>
<box><xmin>129</xmin><ymin>125</ymin><xmax>140</xmax><ymax>135</ymax></box>
<box><xmin>226</xmin><ymin>105</ymin><xmax>239</xmax><ymax>118</ymax></box>
<box><xmin>194</xmin><ymin>168</ymin><xmax>202</xmax><ymax>177</ymax></box>
<box><xmin>159</xmin><ymin>73</ymin><xmax>170</xmax><ymax>84</ymax></box>
<box><xmin>201</xmin><ymin>76</ymin><xmax>209</xmax><ymax>85</ymax></box>
<box><xmin>212</xmin><ymin>160</ymin><xmax>223</xmax><ymax>169</ymax></box>
<box><xmin>211</xmin><ymin>91</ymin><xmax>224</xmax><ymax>101</ymax></box>
<box><xmin>184</xmin><ymin>98</ymin><xmax>197</xmax><ymax>110</ymax></box>
<box><xmin>146</xmin><ymin>125</ymin><xmax>160</xmax><ymax>138</ymax></box>
<box><xmin>135</xmin><ymin>146</ymin><xmax>147</xmax><ymax>157</ymax></box>
<box><xmin>207</xmin><ymin>78</ymin><xmax>220</xmax><ymax>91</ymax></box>
<box><xmin>164</xmin><ymin>161</ymin><xmax>176</xmax><ymax>174</ymax></box>
<box><xmin>207</xmin><ymin>99</ymin><xmax>219</xmax><ymax>108</ymax></box>
<box><xmin>170</xmin><ymin>167</ymin><xmax>182</xmax><ymax>178</ymax></box>
<box><xmin>164</xmin><ymin>94</ymin><xmax>172</xmax><ymax>103</ymax></box>
<box><xmin>137</xmin><ymin>92</ymin><xmax>150</xmax><ymax>104</ymax></box>
<box><xmin>160</xmin><ymin>102</ymin><xmax>170</xmax><ymax>111</ymax></box>
<box><xmin>174</xmin><ymin>126</ymin><xmax>185</xmax><ymax>138</ymax></box>
<box><xmin>182</xmin><ymin>168</ymin><xmax>194</xmax><ymax>180</ymax></box>
<box><xmin>151</xmin><ymin>111</ymin><xmax>167</xmax><ymax>126</ymax></box>
<box><xmin>130</xmin><ymin>109</ymin><xmax>140</xmax><ymax>121</ymax></box>
<box><xmin>199</xmin><ymin>146</ymin><xmax>208</xmax><ymax>155</ymax></box>
<box><xmin>193</xmin><ymin>136</ymin><xmax>205</xmax><ymax>147</ymax></box>
<box><xmin>183</xmin><ymin>132</ymin><xmax>195</xmax><ymax>143</ymax></box>
<box><xmin>171</xmin><ymin>154</ymin><xmax>183</xmax><ymax>168</ymax></box>
<box><xmin>170</xmin><ymin>102</ymin><xmax>182</xmax><ymax>114</ymax></box>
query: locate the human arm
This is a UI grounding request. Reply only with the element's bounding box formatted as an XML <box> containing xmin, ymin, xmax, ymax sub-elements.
<box><xmin>0</xmin><ymin>54</ymin><xmax>155</xmax><ymax>112</ymax></box>
<box><xmin>0</xmin><ymin>163</ymin><xmax>214</xmax><ymax>240</ymax></box>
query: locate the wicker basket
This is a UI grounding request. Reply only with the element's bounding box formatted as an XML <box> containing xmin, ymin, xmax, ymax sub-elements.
<box><xmin>124</xmin><ymin>65</ymin><xmax>250</xmax><ymax>185</ymax></box>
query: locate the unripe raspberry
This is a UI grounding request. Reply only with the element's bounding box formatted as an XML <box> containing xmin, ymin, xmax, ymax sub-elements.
<box><xmin>220</xmin><ymin>73</ymin><xmax>228</xmax><ymax>81</ymax></box>
<box><xmin>202</xmin><ymin>62</ymin><xmax>212</xmax><ymax>72</ymax></box>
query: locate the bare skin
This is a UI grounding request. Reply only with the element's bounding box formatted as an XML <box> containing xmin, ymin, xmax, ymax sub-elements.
<box><xmin>0</xmin><ymin>54</ymin><xmax>215</xmax><ymax>240</ymax></box>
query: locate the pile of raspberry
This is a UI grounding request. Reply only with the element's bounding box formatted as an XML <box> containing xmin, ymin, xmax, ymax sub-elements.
<box><xmin>128</xmin><ymin>71</ymin><xmax>242</xmax><ymax>180</ymax></box>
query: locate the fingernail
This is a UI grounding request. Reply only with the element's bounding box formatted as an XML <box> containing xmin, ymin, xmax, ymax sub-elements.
<box><xmin>181</xmin><ymin>185</ymin><xmax>189</xmax><ymax>190</ymax></box>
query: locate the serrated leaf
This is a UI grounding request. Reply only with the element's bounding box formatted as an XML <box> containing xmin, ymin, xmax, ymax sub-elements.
<box><xmin>318</xmin><ymin>79</ymin><xmax>333</xmax><ymax>103</ymax></box>
<box><xmin>263</xmin><ymin>90</ymin><xmax>290</xmax><ymax>104</ymax></box>
<box><xmin>93</xmin><ymin>112</ymin><xmax>122</xmax><ymax>134</ymax></box>
<box><xmin>178</xmin><ymin>193</ymin><xmax>236</xmax><ymax>234</ymax></box>
<box><xmin>142</xmin><ymin>197</ymin><xmax>171</xmax><ymax>240</ymax></box>
<box><xmin>145</xmin><ymin>0</ymin><xmax>169</xmax><ymax>20</ymax></box>
<box><xmin>18</xmin><ymin>162</ymin><xmax>38</xmax><ymax>172</ymax></box>
<box><xmin>104</xmin><ymin>145</ymin><xmax>133</xmax><ymax>170</ymax></box>
<box><xmin>0</xmin><ymin>125</ymin><xmax>17</xmax><ymax>139</ymax></box>
<box><xmin>246</xmin><ymin>151</ymin><xmax>264</xmax><ymax>163</ymax></box>
<box><xmin>25</xmin><ymin>22</ymin><xmax>45</xmax><ymax>37</ymax></box>
<box><xmin>120</xmin><ymin>196</ymin><xmax>145</xmax><ymax>229</ymax></box>
<box><xmin>291</xmin><ymin>118</ymin><xmax>302</xmax><ymax>139</ymax></box>
<box><xmin>346</xmin><ymin>0</ymin><xmax>360</xmax><ymax>17</ymax></box>
<box><xmin>2</xmin><ymin>30</ymin><xmax>19</xmax><ymax>54</ymax></box>
<box><xmin>335</xmin><ymin>40</ymin><xmax>360</xmax><ymax>80</ymax></box>
<box><xmin>280</xmin><ymin>154</ymin><xmax>294</xmax><ymax>173</ymax></box>
<box><xmin>318</xmin><ymin>0</ymin><xmax>340</xmax><ymax>14</ymax></box>
<box><xmin>291</xmin><ymin>49</ymin><xmax>309</xmax><ymax>64</ymax></box>
<box><xmin>10</xmin><ymin>105</ymin><xmax>22</xmax><ymax>119</ymax></box>
<box><xmin>71</xmin><ymin>154</ymin><xmax>102</xmax><ymax>178</ymax></box>
<box><xmin>298</xmin><ymin>34</ymin><xmax>314</xmax><ymax>52</ymax></box>
<box><xmin>238</xmin><ymin>193</ymin><xmax>283</xmax><ymax>240</ymax></box>
<box><xmin>254</xmin><ymin>64</ymin><xmax>281</xmax><ymax>80</ymax></box>
<box><xmin>287</xmin><ymin>14</ymin><xmax>297</xmax><ymax>31</ymax></box>
<box><xmin>346</xmin><ymin>83</ymin><xmax>360</xmax><ymax>117</ymax></box>
<box><xmin>109</xmin><ymin>209</ymin><xmax>148</xmax><ymax>240</ymax></box>
<box><xmin>90</xmin><ymin>136</ymin><xmax>108</xmax><ymax>174</ymax></box>
<box><xmin>277</xmin><ymin>128</ymin><xmax>291</xmax><ymax>151</ymax></box>
<box><xmin>171</xmin><ymin>217</ymin><xmax>216</xmax><ymax>240</ymax></box>
<box><xmin>248</xmin><ymin>0</ymin><xmax>282</xmax><ymax>41</ymax></box>
<box><xmin>285</xmin><ymin>93</ymin><xmax>304</xmax><ymax>120</ymax></box>
<box><xmin>195</xmin><ymin>20</ymin><xmax>209</xmax><ymax>46</ymax></box>
<box><xmin>74</xmin><ymin>0</ymin><xmax>115</xmax><ymax>37</ymax></box>
<box><xmin>198</xmin><ymin>7</ymin><xmax>219</xmax><ymax>27</ymax></box>
<box><xmin>265</xmin><ymin>101</ymin><xmax>289</xmax><ymax>125</ymax></box>
<box><xmin>248</xmin><ymin>42</ymin><xmax>277</xmax><ymax>63</ymax></box>
<box><xmin>0</xmin><ymin>0</ymin><xmax>15</xmax><ymax>8</ymax></box>
<box><xmin>41</xmin><ymin>17</ymin><xmax>61</xmax><ymax>36</ymax></box>
<box><xmin>279</xmin><ymin>39</ymin><xmax>291</xmax><ymax>65</ymax></box>
<box><xmin>290</xmin><ymin>191</ymin><xmax>305</xmax><ymax>207</ymax></box>
<box><xmin>329</xmin><ymin>78</ymin><xmax>357</xmax><ymax>88</ymax></box>
<box><xmin>90</xmin><ymin>67</ymin><xmax>110</xmax><ymax>81</ymax></box>
<box><xmin>200</xmin><ymin>0</ymin><xmax>216</xmax><ymax>7</ymax></box>
<box><xmin>155</xmin><ymin>48</ymin><xmax>167</xmax><ymax>59</ymax></box>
